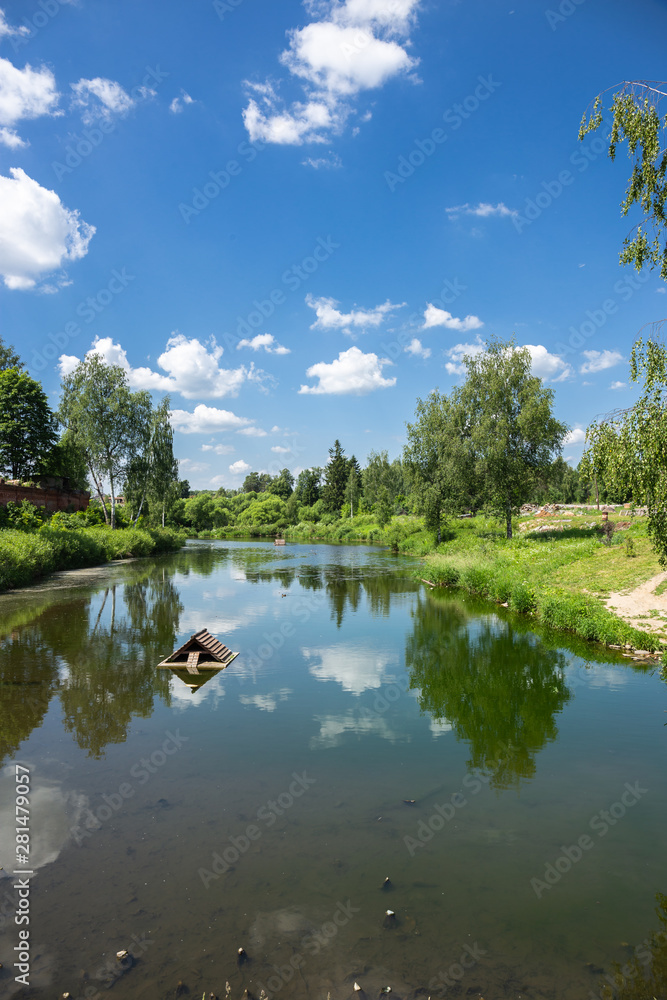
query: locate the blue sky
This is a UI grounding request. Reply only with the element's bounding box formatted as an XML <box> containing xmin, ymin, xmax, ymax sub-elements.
<box><xmin>1</xmin><ymin>0</ymin><xmax>666</xmax><ymax>489</ymax></box>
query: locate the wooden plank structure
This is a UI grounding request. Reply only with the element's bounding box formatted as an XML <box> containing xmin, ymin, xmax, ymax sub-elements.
<box><xmin>157</xmin><ymin>628</ymin><xmax>239</xmax><ymax>675</ymax></box>
<box><xmin>274</xmin><ymin>538</ymin><xmax>286</xmax><ymax>545</ymax></box>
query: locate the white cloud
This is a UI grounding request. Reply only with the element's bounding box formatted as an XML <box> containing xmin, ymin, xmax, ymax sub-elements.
<box><xmin>657</xmin><ymin>287</ymin><xmax>666</xmax><ymax>294</ymax></box>
<box><xmin>237</xmin><ymin>333</ymin><xmax>290</xmax><ymax>355</ymax></box>
<box><xmin>0</xmin><ymin>10</ymin><xmax>30</xmax><ymax>40</ymax></box>
<box><xmin>170</xmin><ymin>405</ymin><xmax>255</xmax><ymax>435</ymax></box>
<box><xmin>444</xmin><ymin>338</ymin><xmax>486</xmax><ymax>375</ymax></box>
<box><xmin>0</xmin><ymin>56</ymin><xmax>60</xmax><ymax>143</ymax></box>
<box><xmin>0</xmin><ymin>125</ymin><xmax>26</xmax><ymax>147</ymax></box>
<box><xmin>242</xmin><ymin>0</ymin><xmax>420</xmax><ymax>145</ymax></box>
<box><xmin>0</xmin><ymin>168</ymin><xmax>94</xmax><ymax>290</ymax></box>
<box><xmin>299</xmin><ymin>345</ymin><xmax>396</xmax><ymax>394</ymax></box>
<box><xmin>610</xmin><ymin>381</ymin><xmax>626</xmax><ymax>390</ymax></box>
<box><xmin>423</xmin><ymin>303</ymin><xmax>483</xmax><ymax>332</ymax></box>
<box><xmin>303</xmin><ymin>643</ymin><xmax>397</xmax><ymax>695</ymax></box>
<box><xmin>178</xmin><ymin>458</ymin><xmax>210</xmax><ymax>474</ymax></box>
<box><xmin>239</xmin><ymin>689</ymin><xmax>291</xmax><ymax>712</ymax></box>
<box><xmin>169</xmin><ymin>90</ymin><xmax>194</xmax><ymax>114</ymax></box>
<box><xmin>404</xmin><ymin>337</ymin><xmax>431</xmax><ymax>359</ymax></box>
<box><xmin>524</xmin><ymin>344</ymin><xmax>572</xmax><ymax>382</ymax></box>
<box><xmin>62</xmin><ymin>334</ymin><xmax>258</xmax><ymax>399</ymax></box>
<box><xmin>201</xmin><ymin>443</ymin><xmax>235</xmax><ymax>455</ymax></box>
<box><xmin>306</xmin><ymin>293</ymin><xmax>403</xmax><ymax>333</ymax></box>
<box><xmin>564</xmin><ymin>426</ymin><xmax>586</xmax><ymax>445</ymax></box>
<box><xmin>579</xmin><ymin>349</ymin><xmax>624</xmax><ymax>374</ymax></box>
<box><xmin>302</xmin><ymin>152</ymin><xmax>342</xmax><ymax>169</ymax></box>
<box><xmin>237</xmin><ymin>426</ymin><xmax>268</xmax><ymax>437</ymax></box>
<box><xmin>445</xmin><ymin>202</ymin><xmax>518</xmax><ymax>220</ymax></box>
<box><xmin>70</xmin><ymin>77</ymin><xmax>154</xmax><ymax>124</ymax></box>
<box><xmin>271</xmin><ymin>445</ymin><xmax>291</xmax><ymax>454</ymax></box>
<box><xmin>229</xmin><ymin>459</ymin><xmax>251</xmax><ymax>475</ymax></box>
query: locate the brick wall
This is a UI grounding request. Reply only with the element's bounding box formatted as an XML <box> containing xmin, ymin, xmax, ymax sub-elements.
<box><xmin>0</xmin><ymin>480</ymin><xmax>90</xmax><ymax>512</ymax></box>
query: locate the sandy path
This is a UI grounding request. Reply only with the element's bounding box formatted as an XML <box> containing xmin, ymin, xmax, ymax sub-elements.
<box><xmin>605</xmin><ymin>571</ymin><xmax>667</xmax><ymax>634</ymax></box>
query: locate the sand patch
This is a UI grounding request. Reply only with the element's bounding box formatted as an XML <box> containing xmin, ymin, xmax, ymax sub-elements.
<box><xmin>605</xmin><ymin>571</ymin><xmax>667</xmax><ymax>635</ymax></box>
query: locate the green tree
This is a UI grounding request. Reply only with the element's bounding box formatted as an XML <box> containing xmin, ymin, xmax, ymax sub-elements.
<box><xmin>182</xmin><ymin>493</ymin><xmax>216</xmax><ymax>531</ymax></box>
<box><xmin>179</xmin><ymin>479</ymin><xmax>191</xmax><ymax>498</ymax></box>
<box><xmin>344</xmin><ymin>465</ymin><xmax>362</xmax><ymax>518</ymax></box>
<box><xmin>362</xmin><ymin>450</ymin><xmax>404</xmax><ymax>508</ymax></box>
<box><xmin>146</xmin><ymin>397</ymin><xmax>179</xmax><ymax>526</ymax></box>
<box><xmin>0</xmin><ymin>368</ymin><xmax>57</xmax><ymax>480</ymax></box>
<box><xmin>579</xmin><ymin>81</ymin><xmax>667</xmax><ymax>278</ymax></box>
<box><xmin>293</xmin><ymin>468</ymin><xmax>321</xmax><ymax>507</ymax></box>
<box><xmin>267</xmin><ymin>467</ymin><xmax>295</xmax><ymax>500</ymax></box>
<box><xmin>42</xmin><ymin>431</ymin><xmax>89</xmax><ymax>489</ymax></box>
<box><xmin>242</xmin><ymin>471</ymin><xmax>272</xmax><ymax>493</ymax></box>
<box><xmin>459</xmin><ymin>338</ymin><xmax>567</xmax><ymax>538</ymax></box>
<box><xmin>375</xmin><ymin>485</ymin><xmax>394</xmax><ymax>527</ymax></box>
<box><xmin>0</xmin><ymin>336</ymin><xmax>23</xmax><ymax>371</ymax></box>
<box><xmin>321</xmin><ymin>440</ymin><xmax>348</xmax><ymax>515</ymax></box>
<box><xmin>584</xmin><ymin>335</ymin><xmax>667</xmax><ymax>563</ymax></box>
<box><xmin>59</xmin><ymin>355</ymin><xmax>152</xmax><ymax>528</ymax></box>
<box><xmin>404</xmin><ymin>390</ymin><xmax>476</xmax><ymax>542</ymax></box>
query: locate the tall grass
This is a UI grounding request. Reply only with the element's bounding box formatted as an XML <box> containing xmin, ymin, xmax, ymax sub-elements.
<box><xmin>0</xmin><ymin>526</ymin><xmax>185</xmax><ymax>592</ymax></box>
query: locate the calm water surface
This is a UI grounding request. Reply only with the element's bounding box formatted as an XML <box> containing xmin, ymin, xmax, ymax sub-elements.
<box><xmin>0</xmin><ymin>540</ymin><xmax>665</xmax><ymax>1000</ymax></box>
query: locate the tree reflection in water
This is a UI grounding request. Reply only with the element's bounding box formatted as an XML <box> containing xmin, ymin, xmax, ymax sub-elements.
<box><xmin>0</xmin><ymin>568</ymin><xmax>183</xmax><ymax>764</ymax></box>
<box><xmin>406</xmin><ymin>593</ymin><xmax>571</xmax><ymax>789</ymax></box>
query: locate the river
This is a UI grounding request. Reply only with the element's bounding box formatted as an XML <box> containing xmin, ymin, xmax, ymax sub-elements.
<box><xmin>0</xmin><ymin>540</ymin><xmax>665</xmax><ymax>1000</ymax></box>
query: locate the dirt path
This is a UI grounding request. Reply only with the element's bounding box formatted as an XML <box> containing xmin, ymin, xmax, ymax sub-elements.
<box><xmin>605</xmin><ymin>571</ymin><xmax>667</xmax><ymax>634</ymax></box>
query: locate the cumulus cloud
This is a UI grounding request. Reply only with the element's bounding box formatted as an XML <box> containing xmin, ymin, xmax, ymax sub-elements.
<box><xmin>444</xmin><ymin>338</ymin><xmax>486</xmax><ymax>375</ymax></box>
<box><xmin>445</xmin><ymin>202</ymin><xmax>518</xmax><ymax>220</ymax></box>
<box><xmin>237</xmin><ymin>333</ymin><xmax>290</xmax><ymax>354</ymax></box>
<box><xmin>201</xmin><ymin>443</ymin><xmax>235</xmax><ymax>455</ymax></box>
<box><xmin>299</xmin><ymin>345</ymin><xmax>396</xmax><ymax>394</ymax></box>
<box><xmin>443</xmin><ymin>340</ymin><xmax>570</xmax><ymax>382</ymax></box>
<box><xmin>242</xmin><ymin>0</ymin><xmax>420</xmax><ymax>145</ymax></box>
<box><xmin>564</xmin><ymin>426</ymin><xmax>586</xmax><ymax>445</ymax></box>
<box><xmin>271</xmin><ymin>444</ymin><xmax>292</xmax><ymax>454</ymax></box>
<box><xmin>423</xmin><ymin>303</ymin><xmax>483</xmax><ymax>332</ymax></box>
<box><xmin>405</xmin><ymin>337</ymin><xmax>431</xmax><ymax>359</ymax></box>
<box><xmin>579</xmin><ymin>349</ymin><xmax>624</xmax><ymax>374</ymax></box>
<box><xmin>0</xmin><ymin>168</ymin><xmax>94</xmax><ymax>290</ymax></box>
<box><xmin>0</xmin><ymin>10</ymin><xmax>30</xmax><ymax>40</ymax></box>
<box><xmin>237</xmin><ymin>426</ymin><xmax>268</xmax><ymax>437</ymax></box>
<box><xmin>610</xmin><ymin>381</ymin><xmax>626</xmax><ymax>390</ymax></box>
<box><xmin>169</xmin><ymin>90</ymin><xmax>194</xmax><ymax>114</ymax></box>
<box><xmin>306</xmin><ymin>293</ymin><xmax>403</xmax><ymax>333</ymax></box>
<box><xmin>70</xmin><ymin>77</ymin><xmax>154</xmax><ymax>124</ymax></box>
<box><xmin>59</xmin><ymin>334</ymin><xmax>266</xmax><ymax>399</ymax></box>
<box><xmin>170</xmin><ymin>405</ymin><xmax>255</xmax><ymax>435</ymax></box>
<box><xmin>229</xmin><ymin>459</ymin><xmax>251</xmax><ymax>475</ymax></box>
<box><xmin>524</xmin><ymin>344</ymin><xmax>572</xmax><ymax>382</ymax></box>
<box><xmin>0</xmin><ymin>55</ymin><xmax>60</xmax><ymax>145</ymax></box>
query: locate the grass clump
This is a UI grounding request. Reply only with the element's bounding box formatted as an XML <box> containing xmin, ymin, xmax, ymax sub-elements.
<box><xmin>0</xmin><ymin>525</ymin><xmax>185</xmax><ymax>592</ymax></box>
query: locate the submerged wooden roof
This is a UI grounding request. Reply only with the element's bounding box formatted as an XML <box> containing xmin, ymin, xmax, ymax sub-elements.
<box><xmin>157</xmin><ymin>628</ymin><xmax>238</xmax><ymax>673</ymax></box>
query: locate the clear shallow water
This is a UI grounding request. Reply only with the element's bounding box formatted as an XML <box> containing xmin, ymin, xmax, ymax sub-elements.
<box><xmin>0</xmin><ymin>540</ymin><xmax>665</xmax><ymax>1000</ymax></box>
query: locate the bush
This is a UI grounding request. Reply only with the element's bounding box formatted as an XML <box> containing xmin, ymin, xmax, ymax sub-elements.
<box><xmin>510</xmin><ymin>581</ymin><xmax>537</xmax><ymax>614</ymax></box>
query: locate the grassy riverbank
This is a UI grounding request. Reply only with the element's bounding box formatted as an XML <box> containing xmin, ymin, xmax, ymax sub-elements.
<box><xmin>0</xmin><ymin>525</ymin><xmax>186</xmax><ymax>592</ymax></box>
<box><xmin>422</xmin><ymin>510</ymin><xmax>665</xmax><ymax>651</ymax></box>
